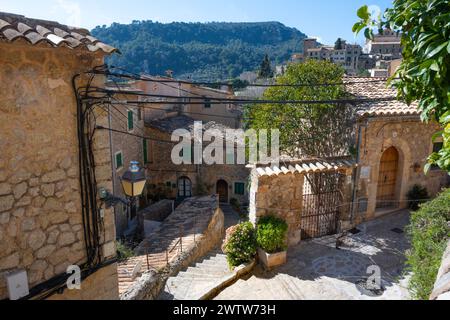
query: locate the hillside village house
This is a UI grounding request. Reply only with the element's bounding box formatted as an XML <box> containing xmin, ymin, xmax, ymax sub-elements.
<box><xmin>135</xmin><ymin>76</ymin><xmax>243</xmax><ymax>129</ymax></box>
<box><xmin>249</xmin><ymin>77</ymin><xmax>449</xmax><ymax>245</ymax></box>
<box><xmin>346</xmin><ymin>77</ymin><xmax>449</xmax><ymax>223</ymax></box>
<box><xmin>103</xmin><ymin>82</ymin><xmax>146</xmax><ymax>238</ymax></box>
<box><xmin>0</xmin><ymin>12</ymin><xmax>119</xmax><ymax>300</ymax></box>
<box><xmin>144</xmin><ymin>115</ymin><xmax>250</xmax><ymax>205</ymax></box>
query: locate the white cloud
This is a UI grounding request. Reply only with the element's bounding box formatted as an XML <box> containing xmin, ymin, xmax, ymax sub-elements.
<box><xmin>310</xmin><ymin>35</ymin><xmax>322</xmax><ymax>43</ymax></box>
<box><xmin>53</xmin><ymin>0</ymin><xmax>81</xmax><ymax>26</ymax></box>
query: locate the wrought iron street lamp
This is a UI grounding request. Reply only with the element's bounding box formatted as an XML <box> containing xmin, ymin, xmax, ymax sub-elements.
<box><xmin>120</xmin><ymin>161</ymin><xmax>146</xmax><ymax>220</ymax></box>
<box><xmin>99</xmin><ymin>161</ymin><xmax>146</xmax><ymax>221</ymax></box>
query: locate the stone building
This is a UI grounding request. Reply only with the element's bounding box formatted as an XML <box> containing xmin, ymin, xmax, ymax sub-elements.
<box><xmin>104</xmin><ymin>82</ymin><xmax>146</xmax><ymax>238</ymax></box>
<box><xmin>135</xmin><ymin>76</ymin><xmax>242</xmax><ymax>129</ymax></box>
<box><xmin>302</xmin><ymin>39</ymin><xmax>364</xmax><ymax>75</ymax></box>
<box><xmin>0</xmin><ymin>12</ymin><xmax>119</xmax><ymax>300</ymax></box>
<box><xmin>143</xmin><ymin>115</ymin><xmax>250</xmax><ymax>206</ymax></box>
<box><xmin>365</xmin><ymin>29</ymin><xmax>402</xmax><ymax>60</ymax></box>
<box><xmin>346</xmin><ymin>77</ymin><xmax>449</xmax><ymax>222</ymax></box>
<box><xmin>248</xmin><ymin>77</ymin><xmax>449</xmax><ymax>244</ymax></box>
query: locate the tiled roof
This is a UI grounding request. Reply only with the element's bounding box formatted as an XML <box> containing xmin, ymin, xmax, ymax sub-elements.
<box><xmin>146</xmin><ymin>115</ymin><xmax>244</xmax><ymax>144</ymax></box>
<box><xmin>254</xmin><ymin>157</ymin><xmax>356</xmax><ymax>177</ymax></box>
<box><xmin>0</xmin><ymin>12</ymin><xmax>117</xmax><ymax>54</ymax></box>
<box><xmin>344</xmin><ymin>77</ymin><xmax>420</xmax><ymax>117</ymax></box>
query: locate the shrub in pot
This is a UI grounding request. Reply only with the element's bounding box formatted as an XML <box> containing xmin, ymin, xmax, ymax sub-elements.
<box><xmin>223</xmin><ymin>222</ymin><xmax>257</xmax><ymax>268</ymax></box>
<box><xmin>256</xmin><ymin>215</ymin><xmax>288</xmax><ymax>269</ymax></box>
<box><xmin>406</xmin><ymin>184</ymin><xmax>429</xmax><ymax>211</ymax></box>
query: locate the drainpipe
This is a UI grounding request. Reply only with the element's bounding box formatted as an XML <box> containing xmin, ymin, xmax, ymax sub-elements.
<box><xmin>107</xmin><ymin>105</ymin><xmax>118</xmax><ymax>230</ymax></box>
<box><xmin>349</xmin><ymin>119</ymin><xmax>367</xmax><ymax>225</ymax></box>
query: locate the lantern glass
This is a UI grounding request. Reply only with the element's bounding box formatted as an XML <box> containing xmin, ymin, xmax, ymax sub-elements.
<box><xmin>121</xmin><ymin>161</ymin><xmax>147</xmax><ymax>197</ymax></box>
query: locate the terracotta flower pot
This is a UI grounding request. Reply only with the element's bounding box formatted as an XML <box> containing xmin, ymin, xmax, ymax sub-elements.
<box><xmin>258</xmin><ymin>248</ymin><xmax>287</xmax><ymax>270</ymax></box>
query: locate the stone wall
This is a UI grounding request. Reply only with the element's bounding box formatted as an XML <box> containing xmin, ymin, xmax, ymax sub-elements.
<box><xmin>355</xmin><ymin>117</ymin><xmax>449</xmax><ymax>222</ymax></box>
<box><xmin>249</xmin><ymin>170</ymin><xmax>304</xmax><ymax>246</ymax></box>
<box><xmin>0</xmin><ymin>43</ymin><xmax>118</xmax><ymax>300</ymax></box>
<box><xmin>108</xmin><ymin>100</ymin><xmax>145</xmax><ymax>237</ymax></box>
<box><xmin>431</xmin><ymin>240</ymin><xmax>450</xmax><ymax>300</ymax></box>
<box><xmin>137</xmin><ymin>199</ymin><xmax>174</xmax><ymax>238</ymax></box>
<box><xmin>249</xmin><ymin>166</ymin><xmax>354</xmax><ymax>246</ymax></box>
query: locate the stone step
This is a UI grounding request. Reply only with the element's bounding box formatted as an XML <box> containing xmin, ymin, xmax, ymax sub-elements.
<box><xmin>178</xmin><ymin>269</ymin><xmax>228</xmax><ymax>279</ymax></box>
<box><xmin>192</xmin><ymin>261</ymin><xmax>230</xmax><ymax>270</ymax></box>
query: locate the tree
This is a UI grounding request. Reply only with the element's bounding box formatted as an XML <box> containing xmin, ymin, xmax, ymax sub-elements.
<box><xmin>246</xmin><ymin>60</ymin><xmax>355</xmax><ymax>159</ymax></box>
<box><xmin>353</xmin><ymin>1</ymin><xmax>450</xmax><ymax>172</ymax></box>
<box><xmin>335</xmin><ymin>38</ymin><xmax>344</xmax><ymax>50</ymax></box>
<box><xmin>258</xmin><ymin>54</ymin><xmax>274</xmax><ymax>79</ymax></box>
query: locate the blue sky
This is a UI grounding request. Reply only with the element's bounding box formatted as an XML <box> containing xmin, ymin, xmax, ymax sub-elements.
<box><xmin>0</xmin><ymin>0</ymin><xmax>393</xmax><ymax>44</ymax></box>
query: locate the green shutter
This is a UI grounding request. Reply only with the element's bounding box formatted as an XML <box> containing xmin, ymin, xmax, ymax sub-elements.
<box><xmin>115</xmin><ymin>152</ymin><xmax>123</xmax><ymax>169</ymax></box>
<box><xmin>143</xmin><ymin>139</ymin><xmax>148</xmax><ymax>164</ymax></box>
<box><xmin>235</xmin><ymin>183</ymin><xmax>245</xmax><ymax>195</ymax></box>
<box><xmin>128</xmin><ymin>110</ymin><xmax>134</xmax><ymax>131</ymax></box>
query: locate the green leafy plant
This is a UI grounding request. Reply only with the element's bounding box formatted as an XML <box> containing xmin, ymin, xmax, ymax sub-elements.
<box><xmin>116</xmin><ymin>241</ymin><xmax>134</xmax><ymax>262</ymax></box>
<box><xmin>223</xmin><ymin>222</ymin><xmax>257</xmax><ymax>267</ymax></box>
<box><xmin>246</xmin><ymin>60</ymin><xmax>355</xmax><ymax>159</ymax></box>
<box><xmin>406</xmin><ymin>188</ymin><xmax>450</xmax><ymax>300</ymax></box>
<box><xmin>407</xmin><ymin>185</ymin><xmax>430</xmax><ymax>211</ymax></box>
<box><xmin>256</xmin><ymin>216</ymin><xmax>288</xmax><ymax>254</ymax></box>
<box><xmin>353</xmin><ymin>1</ymin><xmax>450</xmax><ymax>172</ymax></box>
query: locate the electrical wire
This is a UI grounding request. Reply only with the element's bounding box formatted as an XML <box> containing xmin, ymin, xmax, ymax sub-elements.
<box><xmin>103</xmin><ymin>65</ymin><xmax>394</xmax><ymax>88</ymax></box>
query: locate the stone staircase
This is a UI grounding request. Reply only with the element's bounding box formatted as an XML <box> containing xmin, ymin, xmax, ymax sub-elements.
<box><xmin>118</xmin><ymin>196</ymin><xmax>217</xmax><ymax>297</ymax></box>
<box><xmin>214</xmin><ymin>271</ymin><xmax>307</xmax><ymax>300</ymax></box>
<box><xmin>158</xmin><ymin>249</ymin><xmax>234</xmax><ymax>300</ymax></box>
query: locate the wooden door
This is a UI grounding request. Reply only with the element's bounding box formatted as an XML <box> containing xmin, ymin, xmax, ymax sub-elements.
<box><xmin>217</xmin><ymin>180</ymin><xmax>229</xmax><ymax>203</ymax></box>
<box><xmin>376</xmin><ymin>147</ymin><xmax>399</xmax><ymax>209</ymax></box>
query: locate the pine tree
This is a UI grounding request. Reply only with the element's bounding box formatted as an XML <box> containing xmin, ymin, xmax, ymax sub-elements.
<box><xmin>258</xmin><ymin>54</ymin><xmax>274</xmax><ymax>78</ymax></box>
<box><xmin>334</xmin><ymin>38</ymin><xmax>343</xmax><ymax>50</ymax></box>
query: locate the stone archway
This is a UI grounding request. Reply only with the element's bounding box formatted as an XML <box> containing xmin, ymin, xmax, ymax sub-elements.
<box><xmin>376</xmin><ymin>146</ymin><xmax>399</xmax><ymax>209</ymax></box>
<box><xmin>216</xmin><ymin>179</ymin><xmax>229</xmax><ymax>203</ymax></box>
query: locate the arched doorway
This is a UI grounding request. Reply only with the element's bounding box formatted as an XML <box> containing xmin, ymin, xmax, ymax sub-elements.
<box><xmin>216</xmin><ymin>180</ymin><xmax>229</xmax><ymax>203</ymax></box>
<box><xmin>376</xmin><ymin>147</ymin><xmax>399</xmax><ymax>209</ymax></box>
<box><xmin>177</xmin><ymin>176</ymin><xmax>192</xmax><ymax>200</ymax></box>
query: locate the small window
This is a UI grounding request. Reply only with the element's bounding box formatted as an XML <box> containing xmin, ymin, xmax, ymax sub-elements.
<box><xmin>143</xmin><ymin>139</ymin><xmax>150</xmax><ymax>164</ymax></box>
<box><xmin>234</xmin><ymin>182</ymin><xmax>245</xmax><ymax>195</ymax></box>
<box><xmin>137</xmin><ymin>107</ymin><xmax>142</xmax><ymax>121</ymax></box>
<box><xmin>127</xmin><ymin>110</ymin><xmax>134</xmax><ymax>131</ymax></box>
<box><xmin>204</xmin><ymin>99</ymin><xmax>211</xmax><ymax>109</ymax></box>
<box><xmin>115</xmin><ymin>152</ymin><xmax>123</xmax><ymax>170</ymax></box>
<box><xmin>431</xmin><ymin>142</ymin><xmax>444</xmax><ymax>171</ymax></box>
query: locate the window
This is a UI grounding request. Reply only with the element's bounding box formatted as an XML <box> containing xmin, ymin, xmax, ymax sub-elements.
<box><xmin>137</xmin><ymin>107</ymin><xmax>142</xmax><ymax>121</ymax></box>
<box><xmin>178</xmin><ymin>177</ymin><xmax>192</xmax><ymax>198</ymax></box>
<box><xmin>431</xmin><ymin>142</ymin><xmax>444</xmax><ymax>171</ymax></box>
<box><xmin>127</xmin><ymin>110</ymin><xmax>134</xmax><ymax>131</ymax></box>
<box><xmin>115</xmin><ymin>151</ymin><xmax>123</xmax><ymax>170</ymax></box>
<box><xmin>204</xmin><ymin>98</ymin><xmax>211</xmax><ymax>109</ymax></box>
<box><xmin>143</xmin><ymin>139</ymin><xmax>151</xmax><ymax>164</ymax></box>
<box><xmin>234</xmin><ymin>182</ymin><xmax>245</xmax><ymax>195</ymax></box>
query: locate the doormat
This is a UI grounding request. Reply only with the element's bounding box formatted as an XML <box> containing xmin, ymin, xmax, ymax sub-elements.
<box><xmin>391</xmin><ymin>228</ymin><xmax>404</xmax><ymax>234</ymax></box>
<box><xmin>348</xmin><ymin>228</ymin><xmax>361</xmax><ymax>235</ymax></box>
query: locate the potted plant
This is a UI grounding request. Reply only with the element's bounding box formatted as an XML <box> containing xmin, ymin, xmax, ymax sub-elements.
<box><xmin>256</xmin><ymin>215</ymin><xmax>288</xmax><ymax>270</ymax></box>
<box><xmin>223</xmin><ymin>222</ymin><xmax>257</xmax><ymax>268</ymax></box>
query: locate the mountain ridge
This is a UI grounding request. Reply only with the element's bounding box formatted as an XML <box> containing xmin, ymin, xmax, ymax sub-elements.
<box><xmin>92</xmin><ymin>21</ymin><xmax>308</xmax><ymax>81</ymax></box>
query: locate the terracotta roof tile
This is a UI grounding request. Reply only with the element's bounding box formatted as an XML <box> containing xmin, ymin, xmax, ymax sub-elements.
<box><xmin>344</xmin><ymin>76</ymin><xmax>420</xmax><ymax>117</ymax></box>
<box><xmin>0</xmin><ymin>11</ymin><xmax>118</xmax><ymax>54</ymax></box>
<box><xmin>255</xmin><ymin>157</ymin><xmax>357</xmax><ymax>177</ymax></box>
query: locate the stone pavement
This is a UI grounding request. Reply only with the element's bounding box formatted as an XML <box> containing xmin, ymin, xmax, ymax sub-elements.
<box><xmin>215</xmin><ymin>210</ymin><xmax>412</xmax><ymax>300</ymax></box>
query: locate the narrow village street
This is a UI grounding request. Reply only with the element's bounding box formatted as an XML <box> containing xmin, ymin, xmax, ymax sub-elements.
<box><xmin>215</xmin><ymin>211</ymin><xmax>411</xmax><ymax>300</ymax></box>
